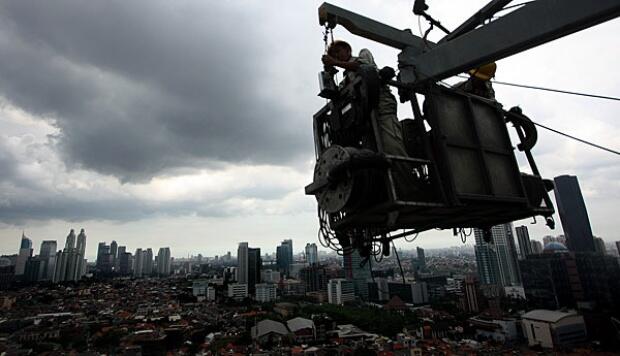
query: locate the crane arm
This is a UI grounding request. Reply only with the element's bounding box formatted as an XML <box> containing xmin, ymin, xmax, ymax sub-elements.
<box><xmin>319</xmin><ymin>0</ymin><xmax>620</xmax><ymax>87</ymax></box>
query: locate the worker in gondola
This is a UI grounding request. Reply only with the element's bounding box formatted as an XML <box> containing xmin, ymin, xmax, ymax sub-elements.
<box><xmin>455</xmin><ymin>62</ymin><xmax>497</xmax><ymax>100</ymax></box>
<box><xmin>321</xmin><ymin>40</ymin><xmax>409</xmax><ymax>157</ymax></box>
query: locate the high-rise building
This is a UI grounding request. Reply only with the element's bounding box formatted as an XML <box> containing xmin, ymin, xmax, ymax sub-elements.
<box><xmin>530</xmin><ymin>240</ymin><xmax>544</xmax><ymax>254</ymax></box>
<box><xmin>343</xmin><ymin>247</ymin><xmax>371</xmax><ymax>300</ymax></box>
<box><xmin>133</xmin><ymin>248</ymin><xmax>144</xmax><ymax>277</ymax></box>
<box><xmin>24</xmin><ymin>257</ymin><xmax>46</xmax><ymax>283</ymax></box>
<box><xmin>39</xmin><ymin>240</ymin><xmax>57</xmax><ymax>281</ymax></box>
<box><xmin>464</xmin><ymin>275</ymin><xmax>482</xmax><ymax>313</ymax></box>
<box><xmin>553</xmin><ymin>175</ymin><xmax>595</xmax><ymax>252</ymax></box>
<box><xmin>300</xmin><ymin>264</ymin><xmax>328</xmax><ymax>293</ymax></box>
<box><xmin>474</xmin><ymin>224</ymin><xmax>521</xmax><ymax>287</ymax></box>
<box><xmin>305</xmin><ymin>243</ymin><xmax>319</xmax><ymax>265</ymax></box>
<box><xmin>119</xmin><ymin>252</ymin><xmax>132</xmax><ymax>275</ymax></box>
<box><xmin>76</xmin><ymin>229</ymin><xmax>87</xmax><ymax>277</ymax></box>
<box><xmin>156</xmin><ymin>247</ymin><xmax>171</xmax><ymax>275</ymax></box>
<box><xmin>110</xmin><ymin>240</ymin><xmax>118</xmax><ymax>271</ymax></box>
<box><xmin>96</xmin><ymin>242</ymin><xmax>113</xmax><ymax>273</ymax></box>
<box><xmin>520</xmin><ymin>247</ymin><xmax>620</xmax><ymax>312</ymax></box>
<box><xmin>515</xmin><ymin>226</ymin><xmax>532</xmax><ymax>259</ymax></box>
<box><xmin>53</xmin><ymin>229</ymin><xmax>85</xmax><ymax>283</ymax></box>
<box><xmin>616</xmin><ymin>241</ymin><xmax>620</xmax><ymax>256</ymax></box>
<box><xmin>593</xmin><ymin>237</ymin><xmax>606</xmax><ymax>255</ymax></box>
<box><xmin>65</xmin><ymin>229</ymin><xmax>76</xmax><ymax>250</ymax></box>
<box><xmin>15</xmin><ymin>232</ymin><xmax>33</xmax><ymax>276</ymax></box>
<box><xmin>247</xmin><ymin>247</ymin><xmax>262</xmax><ymax>294</ymax></box>
<box><xmin>237</xmin><ymin>242</ymin><xmax>249</xmax><ymax>284</ymax></box>
<box><xmin>277</xmin><ymin>240</ymin><xmax>293</xmax><ymax>276</ymax></box>
<box><xmin>416</xmin><ymin>247</ymin><xmax>426</xmax><ymax>268</ymax></box>
<box><xmin>144</xmin><ymin>248</ymin><xmax>153</xmax><ymax>275</ymax></box>
<box><xmin>327</xmin><ymin>279</ymin><xmax>355</xmax><ymax>305</ymax></box>
<box><xmin>387</xmin><ymin>281</ymin><xmax>429</xmax><ymax>305</ymax></box>
<box><xmin>255</xmin><ymin>283</ymin><xmax>277</xmax><ymax>303</ymax></box>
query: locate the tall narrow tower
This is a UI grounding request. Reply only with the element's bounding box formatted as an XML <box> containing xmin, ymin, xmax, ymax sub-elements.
<box><xmin>553</xmin><ymin>175</ymin><xmax>595</xmax><ymax>252</ymax></box>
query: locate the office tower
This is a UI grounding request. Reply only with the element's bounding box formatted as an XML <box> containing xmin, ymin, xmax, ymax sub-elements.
<box><xmin>417</xmin><ymin>247</ymin><xmax>426</xmax><ymax>268</ymax></box>
<box><xmin>39</xmin><ymin>240</ymin><xmax>57</xmax><ymax>281</ymax></box>
<box><xmin>277</xmin><ymin>240</ymin><xmax>293</xmax><ymax>276</ymax></box>
<box><xmin>515</xmin><ymin>226</ymin><xmax>532</xmax><ymax>259</ymax></box>
<box><xmin>474</xmin><ymin>224</ymin><xmax>521</xmax><ymax>287</ymax></box>
<box><xmin>530</xmin><ymin>240</ymin><xmax>544</xmax><ymax>254</ymax></box>
<box><xmin>387</xmin><ymin>281</ymin><xmax>429</xmax><ymax>305</ymax></box>
<box><xmin>616</xmin><ymin>241</ymin><xmax>620</xmax><ymax>256</ymax></box>
<box><xmin>53</xmin><ymin>229</ymin><xmax>84</xmax><ymax>283</ymax></box>
<box><xmin>24</xmin><ymin>257</ymin><xmax>46</xmax><ymax>282</ymax></box>
<box><xmin>237</xmin><ymin>242</ymin><xmax>249</xmax><ymax>284</ymax></box>
<box><xmin>593</xmin><ymin>237</ymin><xmax>606</xmax><ymax>255</ymax></box>
<box><xmin>520</xmin><ymin>250</ymin><xmax>620</xmax><ymax>311</ymax></box>
<box><xmin>327</xmin><ymin>279</ymin><xmax>355</xmax><ymax>305</ymax></box>
<box><xmin>76</xmin><ymin>229</ymin><xmax>87</xmax><ymax>277</ymax></box>
<box><xmin>144</xmin><ymin>248</ymin><xmax>153</xmax><ymax>275</ymax></box>
<box><xmin>133</xmin><ymin>248</ymin><xmax>144</xmax><ymax>277</ymax></box>
<box><xmin>15</xmin><ymin>232</ymin><xmax>33</xmax><ymax>276</ymax></box>
<box><xmin>156</xmin><ymin>247</ymin><xmax>171</xmax><ymax>275</ymax></box>
<box><xmin>343</xmin><ymin>247</ymin><xmax>371</xmax><ymax>300</ymax></box>
<box><xmin>464</xmin><ymin>275</ymin><xmax>482</xmax><ymax>313</ymax></box>
<box><xmin>300</xmin><ymin>264</ymin><xmax>328</xmax><ymax>292</ymax></box>
<box><xmin>247</xmin><ymin>247</ymin><xmax>262</xmax><ymax>294</ymax></box>
<box><xmin>119</xmin><ymin>252</ymin><xmax>132</xmax><ymax>275</ymax></box>
<box><xmin>110</xmin><ymin>240</ymin><xmax>118</xmax><ymax>270</ymax></box>
<box><xmin>553</xmin><ymin>175</ymin><xmax>595</xmax><ymax>252</ymax></box>
<box><xmin>65</xmin><ymin>229</ymin><xmax>76</xmax><ymax>250</ymax></box>
<box><xmin>305</xmin><ymin>243</ymin><xmax>319</xmax><ymax>265</ymax></box>
<box><xmin>283</xmin><ymin>239</ymin><xmax>293</xmax><ymax>263</ymax></box>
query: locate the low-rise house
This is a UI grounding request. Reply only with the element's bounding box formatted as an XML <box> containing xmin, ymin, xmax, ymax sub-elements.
<box><xmin>521</xmin><ymin>309</ymin><xmax>587</xmax><ymax>349</ymax></box>
<box><xmin>251</xmin><ymin>319</ymin><xmax>290</xmax><ymax>346</ymax></box>
<box><xmin>287</xmin><ymin>317</ymin><xmax>315</xmax><ymax>343</ymax></box>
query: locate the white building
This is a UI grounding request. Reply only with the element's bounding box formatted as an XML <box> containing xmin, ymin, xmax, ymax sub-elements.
<box><xmin>206</xmin><ymin>286</ymin><xmax>217</xmax><ymax>301</ymax></box>
<box><xmin>522</xmin><ymin>309</ymin><xmax>587</xmax><ymax>349</ymax></box>
<box><xmin>227</xmin><ymin>283</ymin><xmax>248</xmax><ymax>300</ymax></box>
<box><xmin>327</xmin><ymin>279</ymin><xmax>355</xmax><ymax>305</ymax></box>
<box><xmin>255</xmin><ymin>283</ymin><xmax>277</xmax><ymax>303</ymax></box>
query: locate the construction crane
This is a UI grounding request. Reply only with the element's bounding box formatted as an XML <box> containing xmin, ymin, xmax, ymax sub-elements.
<box><xmin>305</xmin><ymin>0</ymin><xmax>620</xmax><ymax>258</ymax></box>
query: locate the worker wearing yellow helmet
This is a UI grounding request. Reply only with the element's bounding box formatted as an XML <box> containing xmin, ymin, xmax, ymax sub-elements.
<box><xmin>455</xmin><ymin>62</ymin><xmax>497</xmax><ymax>100</ymax></box>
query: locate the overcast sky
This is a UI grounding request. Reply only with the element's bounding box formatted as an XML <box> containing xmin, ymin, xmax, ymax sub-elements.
<box><xmin>0</xmin><ymin>0</ymin><xmax>618</xmax><ymax>260</ymax></box>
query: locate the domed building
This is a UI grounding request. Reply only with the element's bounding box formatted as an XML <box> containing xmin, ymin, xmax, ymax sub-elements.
<box><xmin>543</xmin><ymin>241</ymin><xmax>569</xmax><ymax>253</ymax></box>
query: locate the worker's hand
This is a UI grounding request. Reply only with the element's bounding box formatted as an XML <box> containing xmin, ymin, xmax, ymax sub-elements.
<box><xmin>322</xmin><ymin>54</ymin><xmax>338</xmax><ymax>67</ymax></box>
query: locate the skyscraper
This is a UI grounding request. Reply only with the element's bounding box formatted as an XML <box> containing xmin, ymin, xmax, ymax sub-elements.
<box><xmin>616</xmin><ymin>241</ymin><xmax>620</xmax><ymax>256</ymax></box>
<box><xmin>343</xmin><ymin>247</ymin><xmax>371</xmax><ymax>300</ymax></box>
<box><xmin>553</xmin><ymin>175</ymin><xmax>595</xmax><ymax>252</ymax></box>
<box><xmin>65</xmin><ymin>229</ymin><xmax>76</xmax><ymax>250</ymax></box>
<box><xmin>156</xmin><ymin>247</ymin><xmax>171</xmax><ymax>275</ymax></box>
<box><xmin>416</xmin><ymin>246</ymin><xmax>426</xmax><ymax>269</ymax></box>
<box><xmin>15</xmin><ymin>232</ymin><xmax>33</xmax><ymax>276</ymax></box>
<box><xmin>277</xmin><ymin>240</ymin><xmax>293</xmax><ymax>276</ymax></box>
<box><xmin>110</xmin><ymin>240</ymin><xmax>118</xmax><ymax>271</ymax></box>
<box><xmin>474</xmin><ymin>224</ymin><xmax>521</xmax><ymax>287</ymax></box>
<box><xmin>247</xmin><ymin>247</ymin><xmax>262</xmax><ymax>294</ymax></box>
<box><xmin>39</xmin><ymin>240</ymin><xmax>57</xmax><ymax>281</ymax></box>
<box><xmin>76</xmin><ymin>229</ymin><xmax>87</xmax><ymax>277</ymax></box>
<box><xmin>53</xmin><ymin>229</ymin><xmax>85</xmax><ymax>283</ymax></box>
<box><xmin>305</xmin><ymin>243</ymin><xmax>318</xmax><ymax>265</ymax></box>
<box><xmin>144</xmin><ymin>248</ymin><xmax>153</xmax><ymax>275</ymax></box>
<box><xmin>515</xmin><ymin>226</ymin><xmax>532</xmax><ymax>259</ymax></box>
<box><xmin>237</xmin><ymin>242</ymin><xmax>249</xmax><ymax>284</ymax></box>
<box><xmin>133</xmin><ymin>248</ymin><xmax>144</xmax><ymax>277</ymax></box>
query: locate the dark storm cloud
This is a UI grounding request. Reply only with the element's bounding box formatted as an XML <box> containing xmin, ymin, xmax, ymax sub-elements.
<box><xmin>0</xmin><ymin>0</ymin><xmax>311</xmax><ymax>182</ymax></box>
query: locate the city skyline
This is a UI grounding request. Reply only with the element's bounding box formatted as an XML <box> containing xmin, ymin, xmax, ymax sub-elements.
<box><xmin>0</xmin><ymin>0</ymin><xmax>618</xmax><ymax>261</ymax></box>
